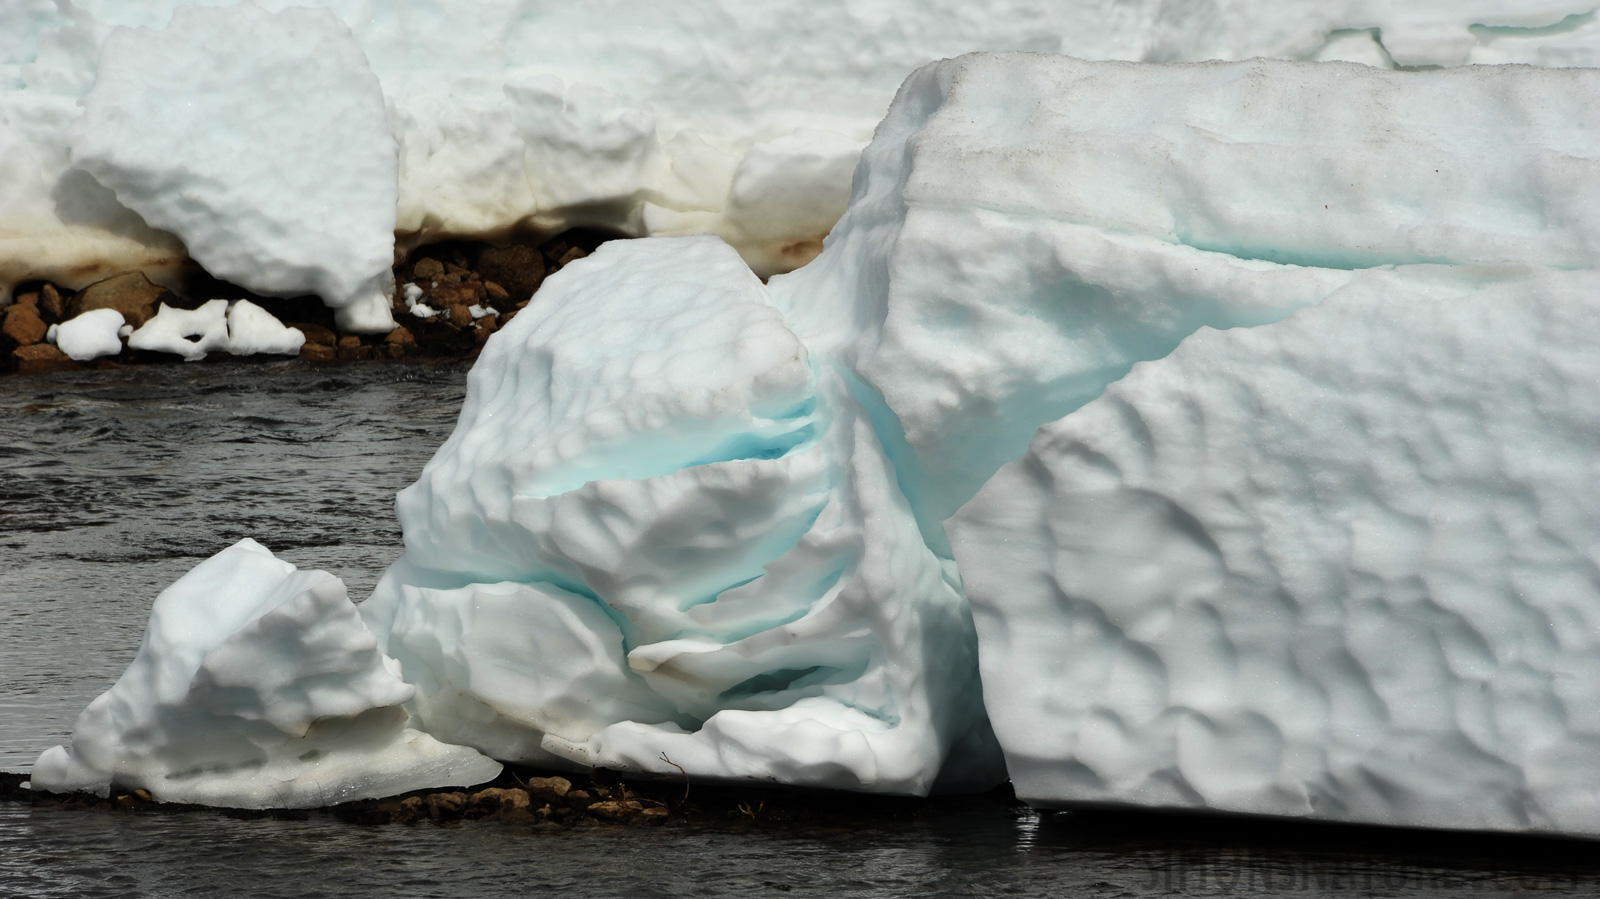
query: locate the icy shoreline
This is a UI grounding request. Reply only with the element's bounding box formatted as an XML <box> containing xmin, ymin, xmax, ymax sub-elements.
<box><xmin>15</xmin><ymin>3</ymin><xmax>1600</xmax><ymax>840</ymax></box>
<box><xmin>2</xmin><ymin>228</ymin><xmax>618</xmax><ymax>375</ymax></box>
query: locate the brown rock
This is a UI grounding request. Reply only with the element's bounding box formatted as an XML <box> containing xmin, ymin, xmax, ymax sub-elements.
<box><xmin>483</xmin><ymin>281</ymin><xmax>509</xmax><ymax>302</ymax></box>
<box><xmin>13</xmin><ymin>290</ymin><xmax>39</xmax><ymax>308</ymax></box>
<box><xmin>3</xmin><ymin>304</ymin><xmax>48</xmax><ymax>346</ymax></box>
<box><xmin>14</xmin><ymin>343</ymin><xmax>79</xmax><ymax>374</ymax></box>
<box><xmin>640</xmin><ymin>806</ymin><xmax>669</xmax><ymax>821</ymax></box>
<box><xmin>40</xmin><ymin>284</ymin><xmax>67</xmax><ymax>321</ymax></box>
<box><xmin>431</xmin><ymin>282</ymin><xmax>482</xmax><ymax>308</ymax></box>
<box><xmin>412</xmin><ymin>257</ymin><xmax>445</xmax><ymax>280</ymax></box>
<box><xmin>337</xmin><ymin>335</ymin><xmax>362</xmax><ymax>349</ymax></box>
<box><xmin>497</xmin><ymin>310</ymin><xmax>517</xmax><ymax>327</ymax></box>
<box><xmin>384</xmin><ymin>326</ymin><xmax>415</xmax><ymax>346</ymax></box>
<box><xmin>299</xmin><ymin>343</ymin><xmax>336</xmax><ymax>362</ymax></box>
<box><xmin>132</xmin><ymin>789</ymin><xmax>152</xmax><ymax>802</ymax></box>
<box><xmin>384</xmin><ymin>342</ymin><xmax>406</xmax><ymax>359</ymax></box>
<box><xmin>70</xmin><ymin>272</ymin><xmax>173</xmax><ymax>328</ymax></box>
<box><xmin>338</xmin><ymin>343</ymin><xmax>375</xmax><ymax>361</ymax></box>
<box><xmin>396</xmin><ymin>796</ymin><xmax>425</xmax><ymax>824</ymax></box>
<box><xmin>289</xmin><ymin>322</ymin><xmax>337</xmax><ymax>346</ymax></box>
<box><xmin>564</xmin><ymin>789</ymin><xmax>591</xmax><ymax>808</ymax></box>
<box><xmin>476</xmin><ymin>244</ymin><xmax>545</xmax><ymax>301</ymax></box>
<box><xmin>469</xmin><ymin>787</ymin><xmax>531</xmax><ymax>815</ymax></box>
<box><xmin>426</xmin><ymin>791</ymin><xmax>468</xmax><ymax>818</ymax></box>
<box><xmin>586</xmin><ymin>800</ymin><xmax>644</xmax><ymax>822</ymax></box>
<box><xmin>473</xmin><ymin>315</ymin><xmax>497</xmax><ymax>344</ymax></box>
<box><xmin>499</xmin><ymin>808</ymin><xmax>538</xmax><ymax>825</ymax></box>
<box><xmin>555</xmin><ymin>247</ymin><xmax>589</xmax><ymax>269</ymax></box>
<box><xmin>524</xmin><ymin>776</ymin><xmax>571</xmax><ymax>799</ymax></box>
<box><xmin>445</xmin><ymin>262</ymin><xmax>473</xmax><ymax>278</ymax></box>
<box><xmin>447</xmin><ymin>304</ymin><xmax>473</xmax><ymax>328</ymax></box>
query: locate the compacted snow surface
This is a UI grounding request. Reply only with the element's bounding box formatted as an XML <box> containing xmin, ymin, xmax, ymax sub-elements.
<box><xmin>18</xmin><ymin>6</ymin><xmax>1600</xmax><ymax>836</ymax></box>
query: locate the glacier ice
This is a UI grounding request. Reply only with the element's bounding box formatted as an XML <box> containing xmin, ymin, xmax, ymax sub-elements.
<box><xmin>32</xmin><ymin>539</ymin><xmax>500</xmax><ymax>808</ymax></box>
<box><xmin>66</xmin><ymin>3</ymin><xmax>398</xmax><ymax>332</ymax></box>
<box><xmin>359</xmin><ymin>235</ymin><xmax>1002</xmax><ymax>794</ymax></box>
<box><xmin>7</xmin><ymin>1</ymin><xmax>1600</xmax><ymax>308</ymax></box>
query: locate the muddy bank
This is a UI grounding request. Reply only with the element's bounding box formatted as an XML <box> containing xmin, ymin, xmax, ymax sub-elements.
<box><xmin>1</xmin><ymin>228</ymin><xmax>622</xmax><ymax>375</ymax></box>
<box><xmin>0</xmin><ymin>768</ymin><xmax>1020</xmax><ymax>831</ymax></box>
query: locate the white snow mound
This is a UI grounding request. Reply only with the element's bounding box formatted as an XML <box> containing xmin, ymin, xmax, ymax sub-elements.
<box><xmin>53</xmin><ymin>307</ymin><xmax>123</xmax><ymax>361</ymax></box>
<box><xmin>66</xmin><ymin>3</ymin><xmax>397</xmax><ymax>332</ymax></box>
<box><xmin>31</xmin><ymin>539</ymin><xmax>501</xmax><ymax>808</ymax></box>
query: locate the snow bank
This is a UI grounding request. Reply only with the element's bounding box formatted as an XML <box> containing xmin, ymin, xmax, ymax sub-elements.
<box><xmin>6</xmin><ymin>0</ymin><xmax>1600</xmax><ymax>311</ymax></box>
<box><xmin>32</xmin><ymin>539</ymin><xmax>500</xmax><ymax>808</ymax></box>
<box><xmin>67</xmin><ymin>3</ymin><xmax>397</xmax><ymax>332</ymax></box>
<box><xmin>360</xmin><ymin>235</ymin><xmax>1001</xmax><ymax>794</ymax></box>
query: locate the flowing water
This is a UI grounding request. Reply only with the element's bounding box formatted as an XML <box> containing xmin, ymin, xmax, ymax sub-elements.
<box><xmin>2</xmin><ymin>360</ymin><xmax>1598</xmax><ymax>898</ymax></box>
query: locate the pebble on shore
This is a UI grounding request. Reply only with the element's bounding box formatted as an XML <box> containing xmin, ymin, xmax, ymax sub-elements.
<box><xmin>1</xmin><ymin>229</ymin><xmax>615</xmax><ymax>375</ymax></box>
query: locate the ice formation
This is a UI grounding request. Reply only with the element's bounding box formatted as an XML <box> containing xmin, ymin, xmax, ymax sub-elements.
<box><xmin>52</xmin><ymin>307</ymin><xmax>123</xmax><ymax>361</ymax></box>
<box><xmin>20</xmin><ymin>14</ymin><xmax>1600</xmax><ymax>832</ymax></box>
<box><xmin>6</xmin><ymin>0</ymin><xmax>1600</xmax><ymax>312</ymax></box>
<box><xmin>32</xmin><ymin>539</ymin><xmax>501</xmax><ymax>808</ymax></box>
<box><xmin>126</xmin><ymin>299</ymin><xmax>306</xmax><ymax>361</ymax></box>
<box><xmin>66</xmin><ymin>3</ymin><xmax>398</xmax><ymax>332</ymax></box>
<box><xmin>359</xmin><ymin>235</ymin><xmax>1001</xmax><ymax>795</ymax></box>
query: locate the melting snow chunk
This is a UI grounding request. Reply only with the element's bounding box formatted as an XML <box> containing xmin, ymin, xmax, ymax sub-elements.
<box><xmin>128</xmin><ymin>300</ymin><xmax>230</xmax><ymax>362</ymax></box>
<box><xmin>127</xmin><ymin>299</ymin><xmax>307</xmax><ymax>360</ymax></box>
<box><xmin>31</xmin><ymin>539</ymin><xmax>500</xmax><ymax>808</ymax></box>
<box><xmin>53</xmin><ymin>308</ymin><xmax>124</xmax><ymax>361</ymax></box>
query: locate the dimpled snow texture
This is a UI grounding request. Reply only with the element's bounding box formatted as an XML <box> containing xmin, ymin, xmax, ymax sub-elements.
<box><xmin>32</xmin><ymin>539</ymin><xmax>501</xmax><ymax>808</ymax></box>
<box><xmin>951</xmin><ymin>266</ymin><xmax>1600</xmax><ymax>835</ymax></box>
<box><xmin>66</xmin><ymin>3</ymin><xmax>398</xmax><ymax>332</ymax></box>
<box><xmin>361</xmin><ymin>235</ymin><xmax>1002</xmax><ymax>794</ymax></box>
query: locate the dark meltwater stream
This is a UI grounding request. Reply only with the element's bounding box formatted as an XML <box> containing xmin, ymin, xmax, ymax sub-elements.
<box><xmin>2</xmin><ymin>361</ymin><xmax>1598</xmax><ymax>898</ymax></box>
